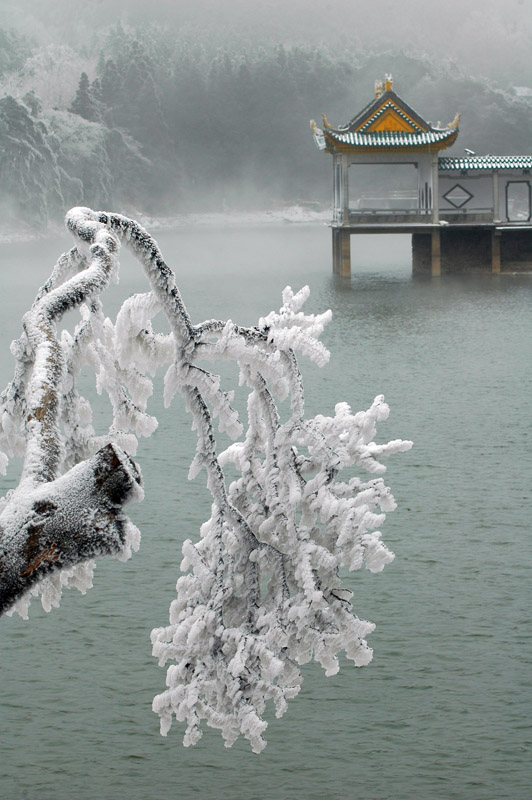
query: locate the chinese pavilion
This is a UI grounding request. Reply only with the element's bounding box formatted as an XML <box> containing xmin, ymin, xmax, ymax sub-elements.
<box><xmin>311</xmin><ymin>76</ymin><xmax>532</xmax><ymax>275</ymax></box>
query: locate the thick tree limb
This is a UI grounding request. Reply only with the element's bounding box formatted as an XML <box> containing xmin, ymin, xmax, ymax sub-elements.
<box><xmin>0</xmin><ymin>215</ymin><xmax>141</xmax><ymax>616</ymax></box>
<box><xmin>0</xmin><ymin>442</ymin><xmax>141</xmax><ymax>615</ymax></box>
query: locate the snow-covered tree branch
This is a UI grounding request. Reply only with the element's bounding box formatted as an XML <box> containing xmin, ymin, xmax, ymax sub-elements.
<box><xmin>0</xmin><ymin>207</ymin><xmax>412</xmax><ymax>752</ymax></box>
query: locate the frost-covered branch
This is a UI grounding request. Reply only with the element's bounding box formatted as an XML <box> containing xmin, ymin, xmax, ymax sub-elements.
<box><xmin>0</xmin><ymin>207</ymin><xmax>412</xmax><ymax>753</ymax></box>
<box><xmin>0</xmin><ymin>220</ymin><xmax>144</xmax><ymax>617</ymax></box>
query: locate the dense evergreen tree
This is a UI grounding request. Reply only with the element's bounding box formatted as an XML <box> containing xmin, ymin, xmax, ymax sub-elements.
<box><xmin>69</xmin><ymin>72</ymin><xmax>101</xmax><ymax>122</ymax></box>
<box><xmin>97</xmin><ymin>59</ymin><xmax>123</xmax><ymax>113</ymax></box>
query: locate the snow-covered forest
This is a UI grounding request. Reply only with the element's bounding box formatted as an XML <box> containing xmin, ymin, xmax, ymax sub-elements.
<box><xmin>2</xmin><ymin>2</ymin><xmax>532</xmax><ymax>230</ymax></box>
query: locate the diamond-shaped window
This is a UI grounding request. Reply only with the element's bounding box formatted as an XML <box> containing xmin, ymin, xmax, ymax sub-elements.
<box><xmin>443</xmin><ymin>183</ymin><xmax>474</xmax><ymax>209</ymax></box>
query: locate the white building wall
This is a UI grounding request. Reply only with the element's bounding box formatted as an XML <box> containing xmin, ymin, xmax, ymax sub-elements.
<box><xmin>439</xmin><ymin>171</ymin><xmax>532</xmax><ymax>221</ymax></box>
<box><xmin>439</xmin><ymin>174</ymin><xmax>493</xmax><ymax>213</ymax></box>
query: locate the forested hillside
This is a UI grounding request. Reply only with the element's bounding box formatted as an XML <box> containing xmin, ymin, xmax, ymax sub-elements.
<box><xmin>2</xmin><ymin>20</ymin><xmax>532</xmax><ymax>231</ymax></box>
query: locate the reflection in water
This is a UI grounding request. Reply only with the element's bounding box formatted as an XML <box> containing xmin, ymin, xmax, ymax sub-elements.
<box><xmin>0</xmin><ymin>226</ymin><xmax>531</xmax><ymax>800</ymax></box>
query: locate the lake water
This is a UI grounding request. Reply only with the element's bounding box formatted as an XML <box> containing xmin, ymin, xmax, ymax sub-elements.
<box><xmin>0</xmin><ymin>224</ymin><xmax>531</xmax><ymax>800</ymax></box>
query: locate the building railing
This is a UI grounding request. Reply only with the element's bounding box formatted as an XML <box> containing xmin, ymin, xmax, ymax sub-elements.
<box><xmin>344</xmin><ymin>211</ymin><xmax>432</xmax><ymax>225</ymax></box>
<box><xmin>349</xmin><ymin>208</ymin><xmax>431</xmax><ymax>216</ymax></box>
<box><xmin>440</xmin><ymin>209</ymin><xmax>494</xmax><ymax>223</ymax></box>
<box><xmin>332</xmin><ymin>205</ymin><xmax>530</xmax><ymax>226</ymax></box>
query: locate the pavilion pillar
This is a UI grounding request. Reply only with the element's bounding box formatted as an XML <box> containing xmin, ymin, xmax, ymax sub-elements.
<box><xmin>342</xmin><ymin>155</ymin><xmax>350</xmax><ymax>222</ymax></box>
<box><xmin>332</xmin><ymin>228</ymin><xmax>351</xmax><ymax>276</ymax></box>
<box><xmin>431</xmin><ymin>154</ymin><xmax>440</xmax><ymax>275</ymax></box>
<box><xmin>332</xmin><ymin>155</ymin><xmax>341</xmax><ymax>222</ymax></box>
<box><xmin>431</xmin><ymin>154</ymin><xmax>439</xmax><ymax>223</ymax></box>
<box><xmin>492</xmin><ymin>170</ymin><xmax>500</xmax><ymax>223</ymax></box>
<box><xmin>332</xmin><ymin>228</ymin><xmax>340</xmax><ymax>273</ymax></box>
<box><xmin>431</xmin><ymin>229</ymin><xmax>441</xmax><ymax>276</ymax></box>
<box><xmin>491</xmin><ymin>230</ymin><xmax>501</xmax><ymax>273</ymax></box>
<box><xmin>340</xmin><ymin>229</ymin><xmax>351</xmax><ymax>277</ymax></box>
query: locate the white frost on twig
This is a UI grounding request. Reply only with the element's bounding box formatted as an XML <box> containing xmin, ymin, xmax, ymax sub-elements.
<box><xmin>0</xmin><ymin>207</ymin><xmax>412</xmax><ymax>753</ymax></box>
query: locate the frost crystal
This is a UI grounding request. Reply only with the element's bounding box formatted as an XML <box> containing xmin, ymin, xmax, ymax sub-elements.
<box><xmin>0</xmin><ymin>207</ymin><xmax>412</xmax><ymax>753</ymax></box>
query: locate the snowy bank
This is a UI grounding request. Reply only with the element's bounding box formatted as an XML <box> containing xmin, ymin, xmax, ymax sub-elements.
<box><xmin>0</xmin><ymin>206</ymin><xmax>332</xmax><ymax>245</ymax></box>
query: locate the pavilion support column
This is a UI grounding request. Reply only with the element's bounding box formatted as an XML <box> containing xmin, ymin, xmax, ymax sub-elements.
<box><xmin>431</xmin><ymin>229</ymin><xmax>441</xmax><ymax>276</ymax></box>
<box><xmin>332</xmin><ymin>154</ymin><xmax>340</xmax><ymax>223</ymax></box>
<box><xmin>492</xmin><ymin>170</ymin><xmax>500</xmax><ymax>223</ymax></box>
<box><xmin>332</xmin><ymin>228</ymin><xmax>351</xmax><ymax>276</ymax></box>
<box><xmin>340</xmin><ymin>229</ymin><xmax>351</xmax><ymax>277</ymax></box>
<box><xmin>342</xmin><ymin>155</ymin><xmax>350</xmax><ymax>223</ymax></box>
<box><xmin>491</xmin><ymin>230</ymin><xmax>501</xmax><ymax>273</ymax></box>
<box><xmin>332</xmin><ymin>228</ymin><xmax>340</xmax><ymax>274</ymax></box>
<box><xmin>431</xmin><ymin>154</ymin><xmax>440</xmax><ymax>223</ymax></box>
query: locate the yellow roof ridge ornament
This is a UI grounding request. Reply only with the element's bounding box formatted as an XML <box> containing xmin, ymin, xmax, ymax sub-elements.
<box><xmin>384</xmin><ymin>73</ymin><xmax>393</xmax><ymax>92</ymax></box>
<box><xmin>310</xmin><ymin>119</ymin><xmax>327</xmax><ymax>151</ymax></box>
<box><xmin>322</xmin><ymin>113</ymin><xmax>333</xmax><ymax>130</ymax></box>
<box><xmin>447</xmin><ymin>112</ymin><xmax>460</xmax><ymax>130</ymax></box>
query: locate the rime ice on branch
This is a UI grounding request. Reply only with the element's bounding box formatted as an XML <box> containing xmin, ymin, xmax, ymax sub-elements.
<box><xmin>0</xmin><ymin>207</ymin><xmax>412</xmax><ymax>752</ymax></box>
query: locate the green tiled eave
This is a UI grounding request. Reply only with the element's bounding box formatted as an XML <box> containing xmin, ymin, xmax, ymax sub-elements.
<box><xmin>439</xmin><ymin>155</ymin><xmax>532</xmax><ymax>170</ymax></box>
<box><xmin>327</xmin><ymin>129</ymin><xmax>457</xmax><ymax>147</ymax></box>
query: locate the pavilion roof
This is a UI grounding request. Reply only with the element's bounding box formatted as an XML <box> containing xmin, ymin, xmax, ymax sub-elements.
<box><xmin>311</xmin><ymin>76</ymin><xmax>459</xmax><ymax>154</ymax></box>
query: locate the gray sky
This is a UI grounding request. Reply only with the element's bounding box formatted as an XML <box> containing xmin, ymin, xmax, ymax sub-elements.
<box><xmin>2</xmin><ymin>0</ymin><xmax>532</xmax><ymax>85</ymax></box>
<box><xmin>0</xmin><ymin>0</ymin><xmax>532</xmax><ymax>70</ymax></box>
